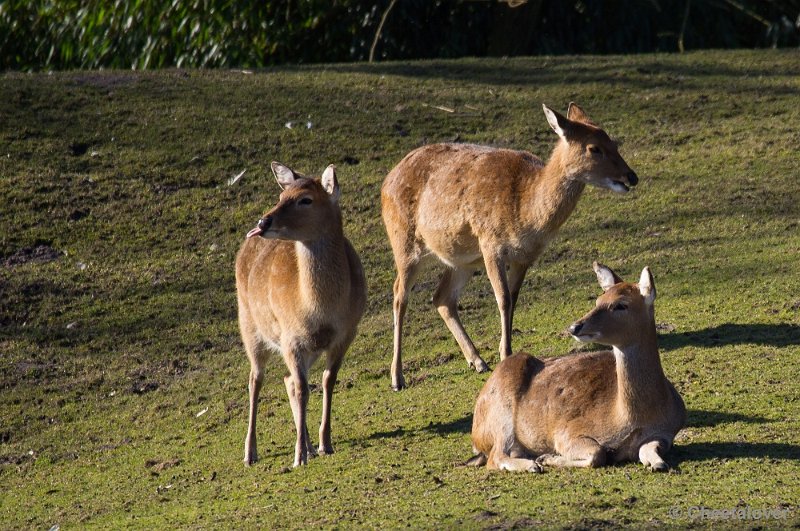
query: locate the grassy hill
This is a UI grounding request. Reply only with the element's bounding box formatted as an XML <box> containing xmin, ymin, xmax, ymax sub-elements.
<box><xmin>1</xmin><ymin>50</ymin><xmax>799</xmax><ymax>528</ymax></box>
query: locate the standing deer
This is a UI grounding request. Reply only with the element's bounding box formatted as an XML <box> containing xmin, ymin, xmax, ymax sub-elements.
<box><xmin>381</xmin><ymin>103</ymin><xmax>638</xmax><ymax>390</ymax></box>
<box><xmin>235</xmin><ymin>162</ymin><xmax>366</xmax><ymax>467</ymax></box>
<box><xmin>468</xmin><ymin>263</ymin><xmax>686</xmax><ymax>472</ymax></box>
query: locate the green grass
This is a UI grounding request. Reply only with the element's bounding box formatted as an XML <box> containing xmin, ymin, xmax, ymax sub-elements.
<box><xmin>1</xmin><ymin>50</ymin><xmax>799</xmax><ymax>529</ymax></box>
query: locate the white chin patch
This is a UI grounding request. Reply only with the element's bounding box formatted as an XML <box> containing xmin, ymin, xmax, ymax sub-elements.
<box><xmin>608</xmin><ymin>180</ymin><xmax>630</xmax><ymax>194</ymax></box>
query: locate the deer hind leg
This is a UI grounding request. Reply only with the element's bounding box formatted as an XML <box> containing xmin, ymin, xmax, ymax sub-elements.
<box><xmin>478</xmin><ymin>414</ymin><xmax>540</xmax><ymax>472</ymax></box>
<box><xmin>639</xmin><ymin>439</ymin><xmax>670</xmax><ymax>472</ymax></box>
<box><xmin>283</xmin><ymin>366</ymin><xmax>313</xmax><ymax>467</ymax></box>
<box><xmin>487</xmin><ymin>446</ymin><xmax>543</xmax><ymax>473</ymax></box>
<box><xmin>318</xmin><ymin>344</ymin><xmax>347</xmax><ymax>455</ymax></box>
<box><xmin>390</xmin><ymin>260</ymin><xmax>422</xmax><ymax>391</ymax></box>
<box><xmin>482</xmin><ymin>250</ymin><xmax>513</xmax><ymax>361</ymax></box>
<box><xmin>507</xmin><ymin>261</ymin><xmax>529</xmax><ymax>320</ymax></box>
<box><xmin>244</xmin><ymin>362</ymin><xmax>264</xmax><ymax>466</ymax></box>
<box><xmin>433</xmin><ymin>267</ymin><xmax>489</xmax><ymax>372</ymax></box>
<box><xmin>244</xmin><ymin>360</ymin><xmax>265</xmax><ymax>466</ymax></box>
<box><xmin>241</xmin><ymin>317</ymin><xmax>270</xmax><ymax>466</ymax></box>
<box><xmin>537</xmin><ymin>437</ymin><xmax>607</xmax><ymax>469</ymax></box>
<box><xmin>284</xmin><ymin>371</ymin><xmax>317</xmax><ymax>460</ymax></box>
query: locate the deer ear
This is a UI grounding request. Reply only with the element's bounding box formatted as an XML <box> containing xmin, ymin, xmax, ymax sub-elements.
<box><xmin>542</xmin><ymin>104</ymin><xmax>571</xmax><ymax>140</ymax></box>
<box><xmin>320</xmin><ymin>164</ymin><xmax>340</xmax><ymax>203</ymax></box>
<box><xmin>638</xmin><ymin>267</ymin><xmax>656</xmax><ymax>305</ymax></box>
<box><xmin>593</xmin><ymin>261</ymin><xmax>623</xmax><ymax>292</ymax></box>
<box><xmin>271</xmin><ymin>161</ymin><xmax>297</xmax><ymax>190</ymax></box>
<box><xmin>567</xmin><ymin>102</ymin><xmax>593</xmax><ymax>124</ymax></box>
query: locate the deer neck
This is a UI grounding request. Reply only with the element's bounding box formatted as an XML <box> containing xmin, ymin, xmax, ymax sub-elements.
<box><xmin>522</xmin><ymin>141</ymin><xmax>586</xmax><ymax>232</ymax></box>
<box><xmin>294</xmin><ymin>225</ymin><xmax>346</xmax><ymax>303</ymax></box>
<box><xmin>612</xmin><ymin>318</ymin><xmax>667</xmax><ymax>420</ymax></box>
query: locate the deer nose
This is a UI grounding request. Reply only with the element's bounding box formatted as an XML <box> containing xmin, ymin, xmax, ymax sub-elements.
<box><xmin>568</xmin><ymin>322</ymin><xmax>584</xmax><ymax>336</ymax></box>
<box><xmin>627</xmin><ymin>171</ymin><xmax>638</xmax><ymax>186</ymax></box>
<box><xmin>258</xmin><ymin>216</ymin><xmax>272</xmax><ymax>231</ymax></box>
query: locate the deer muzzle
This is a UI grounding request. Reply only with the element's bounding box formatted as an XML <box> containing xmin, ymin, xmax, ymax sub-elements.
<box><xmin>246</xmin><ymin>216</ymin><xmax>273</xmax><ymax>239</ymax></box>
<box><xmin>568</xmin><ymin>322</ymin><xmax>584</xmax><ymax>336</ymax></box>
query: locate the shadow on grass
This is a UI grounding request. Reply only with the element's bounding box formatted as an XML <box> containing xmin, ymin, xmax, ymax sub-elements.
<box><xmin>660</xmin><ymin>323</ymin><xmax>800</xmax><ymax>351</ymax></box>
<box><xmin>674</xmin><ymin>442</ymin><xmax>800</xmax><ymax>463</ymax></box>
<box><xmin>687</xmin><ymin>409</ymin><xmax>771</xmax><ymax>428</ymax></box>
<box><xmin>422</xmin><ymin>416</ymin><xmax>472</xmax><ymax>436</ymax></box>
<box><xmin>368</xmin><ymin>416</ymin><xmax>472</xmax><ymax>441</ymax></box>
<box><xmin>320</xmin><ymin>57</ymin><xmax>800</xmax><ymax>97</ymax></box>
<box><xmin>676</xmin><ymin>410</ymin><xmax>800</xmax><ymax>465</ymax></box>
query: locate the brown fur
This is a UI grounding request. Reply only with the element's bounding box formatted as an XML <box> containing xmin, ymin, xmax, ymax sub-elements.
<box><xmin>236</xmin><ymin>162</ymin><xmax>366</xmax><ymax>467</ymax></box>
<box><xmin>381</xmin><ymin>103</ymin><xmax>638</xmax><ymax>390</ymax></box>
<box><xmin>470</xmin><ymin>263</ymin><xmax>686</xmax><ymax>472</ymax></box>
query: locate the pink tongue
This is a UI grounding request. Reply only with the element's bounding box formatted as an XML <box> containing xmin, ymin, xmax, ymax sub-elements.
<box><xmin>246</xmin><ymin>227</ymin><xmax>262</xmax><ymax>239</ymax></box>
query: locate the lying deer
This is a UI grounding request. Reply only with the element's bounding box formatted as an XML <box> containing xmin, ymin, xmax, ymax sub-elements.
<box><xmin>381</xmin><ymin>103</ymin><xmax>638</xmax><ymax>390</ymax></box>
<box><xmin>235</xmin><ymin>162</ymin><xmax>366</xmax><ymax>467</ymax></box>
<box><xmin>468</xmin><ymin>263</ymin><xmax>686</xmax><ymax>472</ymax></box>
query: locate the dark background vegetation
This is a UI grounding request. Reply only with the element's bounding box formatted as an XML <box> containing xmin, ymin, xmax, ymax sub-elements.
<box><xmin>1</xmin><ymin>0</ymin><xmax>799</xmax><ymax>70</ymax></box>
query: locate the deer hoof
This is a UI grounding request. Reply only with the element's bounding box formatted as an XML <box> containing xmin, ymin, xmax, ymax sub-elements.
<box><xmin>318</xmin><ymin>445</ymin><xmax>334</xmax><ymax>456</ymax></box>
<box><xmin>391</xmin><ymin>376</ymin><xmax>406</xmax><ymax>391</ymax></box>
<box><xmin>528</xmin><ymin>462</ymin><xmax>544</xmax><ymax>473</ymax></box>
<box><xmin>244</xmin><ymin>452</ymin><xmax>258</xmax><ymax>466</ymax></box>
<box><xmin>535</xmin><ymin>454</ymin><xmax>555</xmax><ymax>466</ymax></box>
<box><xmin>471</xmin><ymin>359</ymin><xmax>490</xmax><ymax>373</ymax></box>
<box><xmin>649</xmin><ymin>461</ymin><xmax>669</xmax><ymax>472</ymax></box>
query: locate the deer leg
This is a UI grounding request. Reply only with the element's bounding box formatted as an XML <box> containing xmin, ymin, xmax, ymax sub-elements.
<box><xmin>497</xmin><ymin>456</ymin><xmax>544</xmax><ymax>473</ymax></box>
<box><xmin>283</xmin><ymin>372</ymin><xmax>317</xmax><ymax>460</ymax></box>
<box><xmin>536</xmin><ymin>437</ymin><xmax>607</xmax><ymax>469</ymax></box>
<box><xmin>508</xmin><ymin>261</ymin><xmax>528</xmax><ymax>319</ymax></box>
<box><xmin>487</xmin><ymin>446</ymin><xmax>543</xmax><ymax>473</ymax></box>
<box><xmin>639</xmin><ymin>439</ymin><xmax>670</xmax><ymax>472</ymax></box>
<box><xmin>283</xmin><ymin>367</ymin><xmax>311</xmax><ymax>467</ymax></box>
<box><xmin>240</xmin><ymin>314</ymin><xmax>268</xmax><ymax>466</ymax></box>
<box><xmin>433</xmin><ymin>267</ymin><xmax>489</xmax><ymax>372</ymax></box>
<box><xmin>483</xmin><ymin>251</ymin><xmax>513</xmax><ymax>361</ymax></box>
<box><xmin>391</xmin><ymin>261</ymin><xmax>421</xmax><ymax>391</ymax></box>
<box><xmin>306</xmin><ymin>424</ymin><xmax>318</xmax><ymax>458</ymax></box>
<box><xmin>319</xmin><ymin>345</ymin><xmax>346</xmax><ymax>455</ymax></box>
<box><xmin>244</xmin><ymin>363</ymin><xmax>264</xmax><ymax>466</ymax></box>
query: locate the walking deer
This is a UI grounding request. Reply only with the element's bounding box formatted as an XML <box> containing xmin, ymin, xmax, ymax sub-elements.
<box><xmin>236</xmin><ymin>162</ymin><xmax>366</xmax><ymax>467</ymax></box>
<box><xmin>468</xmin><ymin>263</ymin><xmax>685</xmax><ymax>472</ymax></box>
<box><xmin>381</xmin><ymin>102</ymin><xmax>638</xmax><ymax>390</ymax></box>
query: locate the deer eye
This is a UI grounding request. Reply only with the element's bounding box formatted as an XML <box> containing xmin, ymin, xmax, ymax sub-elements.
<box><xmin>611</xmin><ymin>303</ymin><xmax>628</xmax><ymax>312</ymax></box>
<box><xmin>298</xmin><ymin>197</ymin><xmax>313</xmax><ymax>205</ymax></box>
<box><xmin>588</xmin><ymin>145</ymin><xmax>602</xmax><ymax>155</ymax></box>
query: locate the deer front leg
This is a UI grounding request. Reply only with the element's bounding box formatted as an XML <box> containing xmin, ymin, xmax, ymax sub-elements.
<box><xmin>639</xmin><ymin>439</ymin><xmax>670</xmax><ymax>472</ymax></box>
<box><xmin>483</xmin><ymin>250</ymin><xmax>513</xmax><ymax>361</ymax></box>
